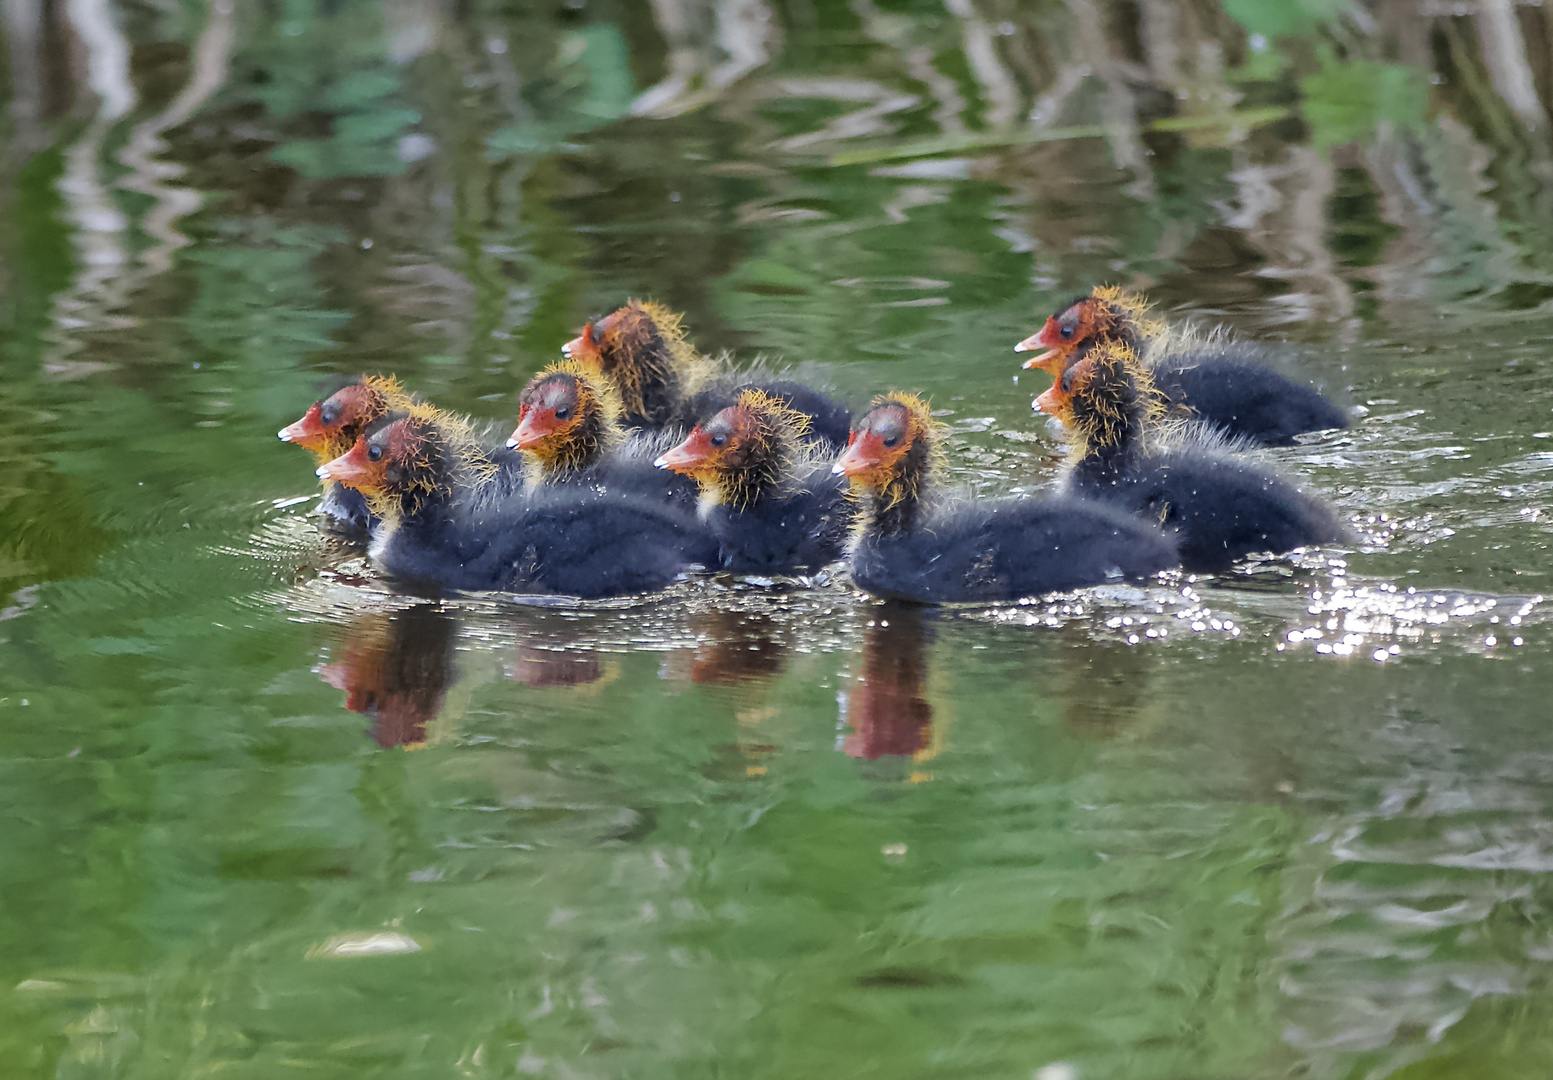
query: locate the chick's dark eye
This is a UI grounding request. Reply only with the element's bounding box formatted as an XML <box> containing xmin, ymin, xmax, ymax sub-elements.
<box><xmin>882</xmin><ymin>435</ymin><xmax>900</xmax><ymax>448</ymax></box>
<box><xmin>322</xmin><ymin>405</ymin><xmax>340</xmax><ymax>424</ymax></box>
<box><xmin>1059</xmin><ymin>325</ymin><xmax>1075</xmax><ymax>340</ymax></box>
<box><xmin>367</xmin><ymin>445</ymin><xmax>384</xmax><ymax>462</ymax></box>
<box><xmin>554</xmin><ymin>407</ymin><xmax>571</xmax><ymax>420</ymax></box>
<box><xmin>710</xmin><ymin>433</ymin><xmax>727</xmax><ymax>448</ymax></box>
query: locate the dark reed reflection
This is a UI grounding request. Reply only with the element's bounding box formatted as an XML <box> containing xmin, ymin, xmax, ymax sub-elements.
<box><xmin>841</xmin><ymin>603</ymin><xmax>936</xmax><ymax>763</ymax></box>
<box><xmin>318</xmin><ymin>604</ymin><xmax>458</xmax><ymax>748</ymax></box>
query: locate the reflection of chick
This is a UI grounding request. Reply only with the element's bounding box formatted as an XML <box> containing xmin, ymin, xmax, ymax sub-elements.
<box><xmin>507</xmin><ymin>647</ymin><xmax>606</xmax><ymax>688</ymax></box>
<box><xmin>685</xmin><ymin>611</ymin><xmax>787</xmax><ymax>686</ymax></box>
<box><xmin>842</xmin><ymin>604</ymin><xmax>935</xmax><ymax>761</ymax></box>
<box><xmin>318</xmin><ymin>604</ymin><xmax>458</xmax><ymax>749</ymax></box>
<box><xmin>1055</xmin><ymin>634</ymin><xmax>1156</xmax><ymax>741</ymax></box>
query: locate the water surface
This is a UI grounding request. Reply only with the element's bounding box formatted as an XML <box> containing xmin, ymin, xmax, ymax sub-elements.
<box><xmin>3</xmin><ymin>2</ymin><xmax>1553</xmax><ymax>1077</ymax></box>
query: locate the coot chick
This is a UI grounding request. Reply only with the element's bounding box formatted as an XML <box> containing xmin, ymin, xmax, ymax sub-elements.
<box><xmin>509</xmin><ymin>361</ymin><xmax>699</xmax><ymax>510</ymax></box>
<box><xmin>654</xmin><ymin>389</ymin><xmax>852</xmax><ymax>575</ymax></box>
<box><xmin>1036</xmin><ymin>339</ymin><xmax>1344</xmax><ymax>573</ymax></box>
<box><xmin>278</xmin><ymin>375</ymin><xmax>412</xmax><ymax>531</ymax></box>
<box><xmin>1015</xmin><ymin>286</ymin><xmax>1348</xmax><ymax>446</ymax></box>
<box><xmin>836</xmin><ymin>393</ymin><xmax>1178</xmax><ymax>604</ymax></box>
<box><xmin>562</xmin><ymin>299</ymin><xmax>852</xmax><ymax>448</ymax></box>
<box><xmin>317</xmin><ymin>407</ymin><xmax>715</xmax><ymax>598</ymax></box>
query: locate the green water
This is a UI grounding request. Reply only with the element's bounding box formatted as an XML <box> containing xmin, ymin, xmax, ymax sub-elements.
<box><xmin>4</xmin><ymin>2</ymin><xmax>1553</xmax><ymax>1077</ymax></box>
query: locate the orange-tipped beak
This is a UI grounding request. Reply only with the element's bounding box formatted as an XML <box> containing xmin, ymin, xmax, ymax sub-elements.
<box><xmin>509</xmin><ymin>405</ymin><xmax>557</xmax><ymax>451</ymax></box>
<box><xmin>654</xmin><ymin>429</ymin><xmax>711</xmax><ymax>472</ymax></box>
<box><xmin>278</xmin><ymin>403</ymin><xmax>328</xmax><ymax>449</ymax></box>
<box><xmin>315</xmin><ymin>439</ymin><xmax>378</xmax><ymax>490</ymax></box>
<box><xmin>833</xmin><ymin>431</ymin><xmax>884</xmax><ymax>477</ymax></box>
<box><xmin>1033</xmin><ymin>384</ymin><xmax>1065</xmax><ymax>416</ymax></box>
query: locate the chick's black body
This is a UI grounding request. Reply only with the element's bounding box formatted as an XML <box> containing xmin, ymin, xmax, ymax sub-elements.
<box><xmin>842</xmin><ymin>394</ymin><xmax>1178</xmax><ymax>605</ymax></box>
<box><xmin>362</xmin><ymin>417</ymin><xmax>714</xmax><ymax>599</ymax></box>
<box><xmin>1069</xmin><ymin>441</ymin><xmax>1342</xmax><ymax>573</ymax></box>
<box><xmin>319</xmin><ymin>484</ymin><xmax>374</xmax><ymax>535</ymax></box>
<box><xmin>1057</xmin><ymin>344</ymin><xmax>1344</xmax><ymax>573</ymax></box>
<box><xmin>851</xmin><ymin>497</ymin><xmax>1178</xmax><ymax>604</ymax></box>
<box><xmin>542</xmin><ymin>433</ymin><xmax>701</xmax><ymax>512</ymax></box>
<box><xmin>703</xmin><ymin>464</ymin><xmax>852</xmax><ymax>575</ymax></box>
<box><xmin>1151</xmin><ymin>344</ymin><xmax>1349</xmax><ymax>447</ymax></box>
<box><xmin>375</xmin><ymin>485</ymin><xmax>716</xmax><ymax>598</ymax></box>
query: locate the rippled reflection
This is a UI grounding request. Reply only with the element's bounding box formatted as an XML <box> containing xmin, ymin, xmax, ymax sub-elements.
<box><xmin>840</xmin><ymin>604</ymin><xmax>934</xmax><ymax>762</ymax></box>
<box><xmin>319</xmin><ymin>604</ymin><xmax>458</xmax><ymax>748</ymax></box>
<box><xmin>8</xmin><ymin>0</ymin><xmax>1553</xmax><ymax>1076</ymax></box>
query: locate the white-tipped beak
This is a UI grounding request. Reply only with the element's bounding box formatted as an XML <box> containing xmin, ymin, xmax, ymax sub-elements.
<box><xmin>505</xmin><ymin>438</ymin><xmax>519</xmax><ymax>450</ymax></box>
<box><xmin>560</xmin><ymin>342</ymin><xmax>572</xmax><ymax>358</ymax></box>
<box><xmin>1013</xmin><ymin>341</ymin><xmax>1028</xmax><ymax>353</ymax></box>
<box><xmin>278</xmin><ymin>428</ymin><xmax>294</xmax><ymax>441</ymax></box>
<box><xmin>315</xmin><ymin>465</ymin><xmax>330</xmax><ymax>479</ymax></box>
<box><xmin>653</xmin><ymin>455</ymin><xmax>668</xmax><ymax>469</ymax></box>
<box><xmin>831</xmin><ymin>461</ymin><xmax>846</xmax><ymax>476</ymax></box>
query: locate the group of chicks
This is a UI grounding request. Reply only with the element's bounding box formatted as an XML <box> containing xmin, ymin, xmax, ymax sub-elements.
<box><xmin>276</xmin><ymin>288</ymin><xmax>1347</xmax><ymax>604</ymax></box>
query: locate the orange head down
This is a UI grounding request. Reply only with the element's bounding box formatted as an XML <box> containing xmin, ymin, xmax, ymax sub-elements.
<box><xmin>278</xmin><ymin>376</ymin><xmax>410</xmax><ymax>463</ymax></box>
<box><xmin>655</xmin><ymin>389</ymin><xmax>810</xmax><ymax>508</ymax></box>
<box><xmin>509</xmin><ymin>363</ymin><xmax>621</xmax><ymax>478</ymax></box>
<box><xmin>1013</xmin><ymin>286</ymin><xmax>1153</xmax><ymax>377</ymax></box>
<box><xmin>560</xmin><ymin>299</ymin><xmax>701</xmax><ymax>426</ymax></box>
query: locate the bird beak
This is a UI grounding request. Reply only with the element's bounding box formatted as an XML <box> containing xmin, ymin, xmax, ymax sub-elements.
<box><xmin>508</xmin><ymin>406</ymin><xmax>553</xmax><ymax>451</ymax></box>
<box><xmin>1033</xmin><ymin>385</ymin><xmax>1064</xmax><ymax>416</ymax></box>
<box><xmin>1014</xmin><ymin>319</ymin><xmax>1063</xmax><ymax>370</ymax></box>
<box><xmin>833</xmin><ymin>432</ymin><xmax>882</xmax><ymax>477</ymax></box>
<box><xmin>278</xmin><ymin>403</ymin><xmax>327</xmax><ymax>447</ymax></box>
<box><xmin>315</xmin><ymin>440</ymin><xmax>376</xmax><ymax>488</ymax></box>
<box><xmin>562</xmin><ymin>323</ymin><xmax>600</xmax><ymax>363</ymax></box>
<box><xmin>654</xmin><ymin>430</ymin><xmax>710</xmax><ymax>472</ymax></box>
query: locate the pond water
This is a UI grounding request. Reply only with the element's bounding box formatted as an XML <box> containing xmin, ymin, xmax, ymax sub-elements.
<box><xmin>4</xmin><ymin>1</ymin><xmax>1553</xmax><ymax>1077</ymax></box>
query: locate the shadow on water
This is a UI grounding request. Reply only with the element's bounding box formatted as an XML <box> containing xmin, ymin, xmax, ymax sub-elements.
<box><xmin>6</xmin><ymin>0</ymin><xmax>1553</xmax><ymax>1076</ymax></box>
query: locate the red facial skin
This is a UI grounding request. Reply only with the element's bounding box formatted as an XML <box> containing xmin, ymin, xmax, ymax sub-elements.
<box><xmin>1033</xmin><ymin>383</ymin><xmax>1065</xmax><ymax>416</ymax></box>
<box><xmin>832</xmin><ymin>429</ymin><xmax>891</xmax><ymax>479</ymax></box>
<box><xmin>278</xmin><ymin>401</ymin><xmax>330</xmax><ymax>449</ymax></box>
<box><xmin>315</xmin><ymin>437</ymin><xmax>387</xmax><ymax>493</ymax></box>
<box><xmin>509</xmin><ymin>402</ymin><xmax>565</xmax><ymax>450</ymax></box>
<box><xmin>560</xmin><ymin>317</ymin><xmax>608</xmax><ymax>365</ymax></box>
<box><xmin>1013</xmin><ymin>297</ymin><xmax>1113</xmax><ymax>377</ymax></box>
<box><xmin>278</xmin><ymin>383</ymin><xmax>381</xmax><ymax>452</ymax></box>
<box><xmin>1013</xmin><ymin>315</ymin><xmax>1067</xmax><ymax>373</ymax></box>
<box><xmin>654</xmin><ymin>427</ymin><xmax>718</xmax><ymax>473</ymax></box>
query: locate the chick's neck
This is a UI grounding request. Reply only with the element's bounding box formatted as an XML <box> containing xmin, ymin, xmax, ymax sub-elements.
<box><xmin>860</xmin><ymin>436</ymin><xmax>932</xmax><ymax>539</ymax></box>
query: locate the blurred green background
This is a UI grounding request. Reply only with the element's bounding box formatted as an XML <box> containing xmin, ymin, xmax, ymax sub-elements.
<box><xmin>3</xmin><ymin>1</ymin><xmax>1553</xmax><ymax>1077</ymax></box>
